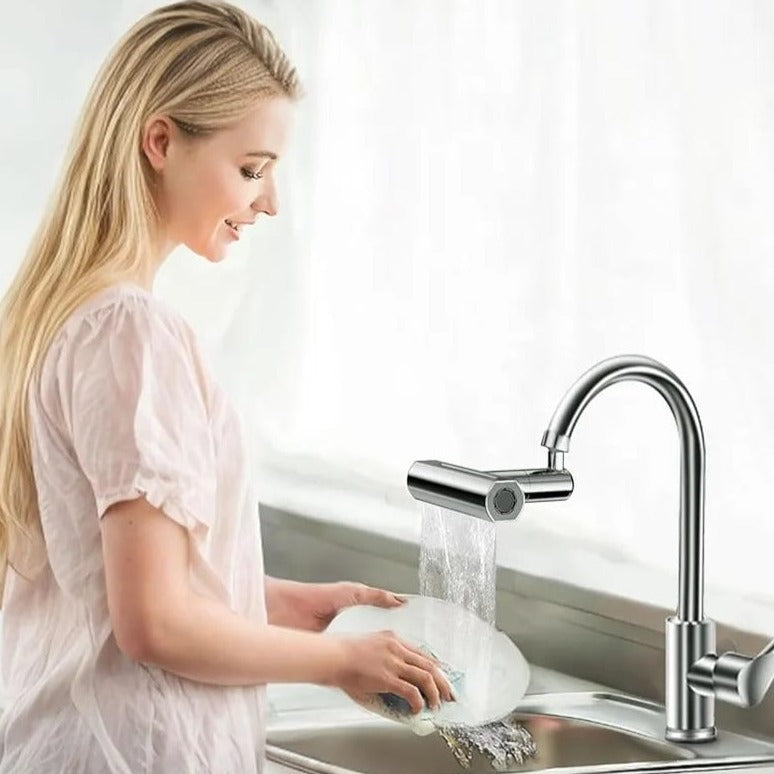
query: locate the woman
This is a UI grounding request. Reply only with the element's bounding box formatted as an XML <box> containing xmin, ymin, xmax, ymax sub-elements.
<box><xmin>0</xmin><ymin>2</ymin><xmax>451</xmax><ymax>771</ymax></box>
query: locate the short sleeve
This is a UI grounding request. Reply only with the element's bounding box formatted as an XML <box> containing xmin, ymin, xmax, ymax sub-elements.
<box><xmin>60</xmin><ymin>296</ymin><xmax>216</xmax><ymax>538</ymax></box>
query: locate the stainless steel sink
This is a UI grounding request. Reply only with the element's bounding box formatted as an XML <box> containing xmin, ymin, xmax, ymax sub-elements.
<box><xmin>266</xmin><ymin>691</ymin><xmax>774</xmax><ymax>774</ymax></box>
<box><xmin>260</xmin><ymin>507</ymin><xmax>774</xmax><ymax>772</ymax></box>
<box><xmin>268</xmin><ymin>713</ymin><xmax>686</xmax><ymax>773</ymax></box>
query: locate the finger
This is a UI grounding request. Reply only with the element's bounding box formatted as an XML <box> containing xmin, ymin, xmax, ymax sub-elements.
<box><xmin>402</xmin><ymin>664</ymin><xmax>442</xmax><ymax>710</ymax></box>
<box><xmin>429</xmin><ymin>666</ymin><xmax>455</xmax><ymax>702</ymax></box>
<box><xmin>398</xmin><ymin>637</ymin><xmax>442</xmax><ymax>665</ymax></box>
<box><xmin>358</xmin><ymin>585</ymin><xmax>405</xmax><ymax>609</ymax></box>
<box><xmin>401</xmin><ymin>649</ymin><xmax>455</xmax><ymax>701</ymax></box>
<box><xmin>435</xmin><ymin>669</ymin><xmax>455</xmax><ymax>702</ymax></box>
<box><xmin>403</xmin><ymin>651</ymin><xmax>441</xmax><ymax>677</ymax></box>
<box><xmin>388</xmin><ymin>679</ymin><xmax>425</xmax><ymax>714</ymax></box>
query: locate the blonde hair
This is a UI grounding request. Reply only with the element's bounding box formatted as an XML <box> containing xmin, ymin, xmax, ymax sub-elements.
<box><xmin>0</xmin><ymin>0</ymin><xmax>302</xmax><ymax>605</ymax></box>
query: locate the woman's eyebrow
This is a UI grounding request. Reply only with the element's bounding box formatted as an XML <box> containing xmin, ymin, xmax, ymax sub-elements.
<box><xmin>245</xmin><ymin>150</ymin><xmax>277</xmax><ymax>159</ymax></box>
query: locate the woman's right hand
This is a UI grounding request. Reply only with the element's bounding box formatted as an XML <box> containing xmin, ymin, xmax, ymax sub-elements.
<box><xmin>328</xmin><ymin>630</ymin><xmax>455</xmax><ymax>714</ymax></box>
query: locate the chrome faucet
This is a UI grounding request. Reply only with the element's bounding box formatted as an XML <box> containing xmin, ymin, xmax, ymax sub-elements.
<box><xmin>407</xmin><ymin>354</ymin><xmax>774</xmax><ymax>742</ymax></box>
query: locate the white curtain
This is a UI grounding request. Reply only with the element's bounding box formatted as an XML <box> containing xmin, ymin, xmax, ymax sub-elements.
<box><xmin>3</xmin><ymin>1</ymin><xmax>774</xmax><ymax>635</ymax></box>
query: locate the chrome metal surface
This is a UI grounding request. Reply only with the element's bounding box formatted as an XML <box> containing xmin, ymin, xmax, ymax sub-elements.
<box><xmin>406</xmin><ymin>354</ymin><xmax>774</xmax><ymax>743</ymax></box>
<box><xmin>406</xmin><ymin>461</ymin><xmax>573</xmax><ymax>522</ymax></box>
<box><xmin>666</xmin><ymin>618</ymin><xmax>716</xmax><ymax>742</ymax></box>
<box><xmin>268</xmin><ymin>716</ymin><xmax>682</xmax><ymax>773</ymax></box>
<box><xmin>266</xmin><ymin>691</ymin><xmax>774</xmax><ymax>774</ymax></box>
<box><xmin>690</xmin><ymin>641</ymin><xmax>774</xmax><ymax>708</ymax></box>
<box><xmin>407</xmin><ymin>461</ymin><xmax>526</xmax><ymax>521</ymax></box>
<box><xmin>489</xmin><ymin>469</ymin><xmax>574</xmax><ymax>503</ymax></box>
<box><xmin>541</xmin><ymin>355</ymin><xmax>705</xmax><ymax>623</ymax></box>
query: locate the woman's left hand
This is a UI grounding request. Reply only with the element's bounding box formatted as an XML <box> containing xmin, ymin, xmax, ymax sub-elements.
<box><xmin>265</xmin><ymin>578</ymin><xmax>407</xmax><ymax>632</ymax></box>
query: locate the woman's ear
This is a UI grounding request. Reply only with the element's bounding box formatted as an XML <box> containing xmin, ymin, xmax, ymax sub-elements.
<box><xmin>141</xmin><ymin>115</ymin><xmax>173</xmax><ymax>173</ymax></box>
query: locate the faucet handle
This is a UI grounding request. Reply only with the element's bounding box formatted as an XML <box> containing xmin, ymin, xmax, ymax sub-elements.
<box><xmin>689</xmin><ymin>640</ymin><xmax>774</xmax><ymax>707</ymax></box>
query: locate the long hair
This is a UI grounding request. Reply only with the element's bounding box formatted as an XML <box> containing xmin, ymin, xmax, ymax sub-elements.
<box><xmin>0</xmin><ymin>0</ymin><xmax>302</xmax><ymax>605</ymax></box>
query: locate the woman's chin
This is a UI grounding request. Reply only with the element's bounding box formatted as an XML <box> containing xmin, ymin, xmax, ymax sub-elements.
<box><xmin>188</xmin><ymin>240</ymin><xmax>229</xmax><ymax>263</ymax></box>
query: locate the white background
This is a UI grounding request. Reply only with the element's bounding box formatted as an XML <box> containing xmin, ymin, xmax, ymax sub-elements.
<box><xmin>2</xmin><ymin>1</ymin><xmax>774</xmax><ymax>643</ymax></box>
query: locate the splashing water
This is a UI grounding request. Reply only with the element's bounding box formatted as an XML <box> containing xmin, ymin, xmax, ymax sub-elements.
<box><xmin>438</xmin><ymin>721</ymin><xmax>538</xmax><ymax>771</ymax></box>
<box><xmin>418</xmin><ymin>502</ymin><xmax>537</xmax><ymax>769</ymax></box>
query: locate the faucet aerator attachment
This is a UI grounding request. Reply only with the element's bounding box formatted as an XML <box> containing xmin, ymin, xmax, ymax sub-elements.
<box><xmin>407</xmin><ymin>461</ymin><xmax>574</xmax><ymax>523</ymax></box>
<box><xmin>406</xmin><ymin>461</ymin><xmax>525</xmax><ymax>522</ymax></box>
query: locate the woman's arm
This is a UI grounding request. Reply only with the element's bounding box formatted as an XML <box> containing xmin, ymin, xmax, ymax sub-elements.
<box><xmin>265</xmin><ymin>576</ymin><xmax>405</xmax><ymax>631</ymax></box>
<box><xmin>100</xmin><ymin>496</ymin><xmax>452</xmax><ymax>710</ymax></box>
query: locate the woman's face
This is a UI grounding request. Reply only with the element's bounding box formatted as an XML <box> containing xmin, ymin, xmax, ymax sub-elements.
<box><xmin>143</xmin><ymin>96</ymin><xmax>293</xmax><ymax>263</ymax></box>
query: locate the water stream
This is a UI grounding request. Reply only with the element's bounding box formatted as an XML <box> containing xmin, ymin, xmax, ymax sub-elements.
<box><xmin>418</xmin><ymin>502</ymin><xmax>497</xmax><ymax>625</ymax></box>
<box><xmin>418</xmin><ymin>502</ymin><xmax>537</xmax><ymax>770</ymax></box>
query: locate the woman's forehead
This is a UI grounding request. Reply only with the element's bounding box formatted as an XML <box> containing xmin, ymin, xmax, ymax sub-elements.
<box><xmin>218</xmin><ymin>98</ymin><xmax>293</xmax><ymax>155</ymax></box>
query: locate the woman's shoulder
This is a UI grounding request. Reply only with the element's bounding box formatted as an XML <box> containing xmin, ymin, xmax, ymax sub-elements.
<box><xmin>35</xmin><ymin>281</ymin><xmax>214</xmax><ymax>418</ymax></box>
<box><xmin>55</xmin><ymin>281</ymin><xmax>193</xmax><ymax>350</ymax></box>
<box><xmin>66</xmin><ymin>281</ymin><xmax>176</xmax><ymax>325</ymax></box>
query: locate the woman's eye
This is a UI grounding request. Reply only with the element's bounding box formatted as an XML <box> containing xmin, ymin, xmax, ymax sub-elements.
<box><xmin>240</xmin><ymin>167</ymin><xmax>264</xmax><ymax>181</ymax></box>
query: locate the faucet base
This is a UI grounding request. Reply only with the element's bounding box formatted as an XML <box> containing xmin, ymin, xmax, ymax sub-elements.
<box><xmin>666</xmin><ymin>616</ymin><xmax>717</xmax><ymax>742</ymax></box>
<box><xmin>665</xmin><ymin>725</ymin><xmax>717</xmax><ymax>743</ymax></box>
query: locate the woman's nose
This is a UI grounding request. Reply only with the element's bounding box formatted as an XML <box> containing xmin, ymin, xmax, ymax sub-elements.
<box><xmin>251</xmin><ymin>181</ymin><xmax>278</xmax><ymax>217</ymax></box>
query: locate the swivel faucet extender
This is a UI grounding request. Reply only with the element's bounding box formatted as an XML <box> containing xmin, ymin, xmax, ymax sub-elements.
<box><xmin>407</xmin><ymin>354</ymin><xmax>774</xmax><ymax>743</ymax></box>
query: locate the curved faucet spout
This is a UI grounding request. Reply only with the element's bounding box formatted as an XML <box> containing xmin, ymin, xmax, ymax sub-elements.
<box><xmin>540</xmin><ymin>355</ymin><xmax>706</xmax><ymax>623</ymax></box>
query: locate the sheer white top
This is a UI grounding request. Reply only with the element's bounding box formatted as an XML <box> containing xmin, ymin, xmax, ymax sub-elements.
<box><xmin>0</xmin><ymin>283</ymin><xmax>267</xmax><ymax>773</ymax></box>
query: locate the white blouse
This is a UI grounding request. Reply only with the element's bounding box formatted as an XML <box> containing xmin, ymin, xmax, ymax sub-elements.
<box><xmin>0</xmin><ymin>283</ymin><xmax>268</xmax><ymax>773</ymax></box>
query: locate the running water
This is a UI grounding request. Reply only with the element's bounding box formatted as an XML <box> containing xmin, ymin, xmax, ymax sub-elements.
<box><xmin>418</xmin><ymin>501</ymin><xmax>537</xmax><ymax>769</ymax></box>
<box><xmin>418</xmin><ymin>502</ymin><xmax>496</xmax><ymax>624</ymax></box>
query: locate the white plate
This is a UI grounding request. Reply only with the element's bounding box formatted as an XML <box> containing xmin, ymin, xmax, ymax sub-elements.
<box><xmin>326</xmin><ymin>594</ymin><xmax>530</xmax><ymax>727</ymax></box>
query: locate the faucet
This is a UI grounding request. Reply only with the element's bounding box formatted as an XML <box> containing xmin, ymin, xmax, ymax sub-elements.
<box><xmin>407</xmin><ymin>354</ymin><xmax>774</xmax><ymax>742</ymax></box>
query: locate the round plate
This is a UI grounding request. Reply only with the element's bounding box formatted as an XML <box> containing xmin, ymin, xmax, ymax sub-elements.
<box><xmin>326</xmin><ymin>594</ymin><xmax>530</xmax><ymax>726</ymax></box>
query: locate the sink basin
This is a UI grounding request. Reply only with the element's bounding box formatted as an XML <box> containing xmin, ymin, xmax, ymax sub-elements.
<box><xmin>266</xmin><ymin>692</ymin><xmax>774</xmax><ymax>774</ymax></box>
<box><xmin>268</xmin><ymin>713</ymin><xmax>687</xmax><ymax>773</ymax></box>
